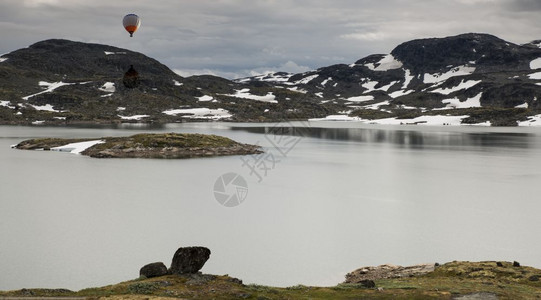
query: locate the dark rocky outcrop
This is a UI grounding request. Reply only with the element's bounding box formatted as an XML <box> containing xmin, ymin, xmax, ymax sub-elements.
<box><xmin>169</xmin><ymin>247</ymin><xmax>211</xmax><ymax>275</ymax></box>
<box><xmin>345</xmin><ymin>263</ymin><xmax>436</xmax><ymax>283</ymax></box>
<box><xmin>140</xmin><ymin>262</ymin><xmax>168</xmax><ymax>278</ymax></box>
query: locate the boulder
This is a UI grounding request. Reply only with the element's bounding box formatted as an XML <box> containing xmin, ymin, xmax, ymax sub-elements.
<box><xmin>169</xmin><ymin>246</ymin><xmax>211</xmax><ymax>274</ymax></box>
<box><xmin>140</xmin><ymin>262</ymin><xmax>168</xmax><ymax>278</ymax></box>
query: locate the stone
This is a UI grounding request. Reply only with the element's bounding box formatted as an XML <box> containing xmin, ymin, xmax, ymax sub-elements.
<box><xmin>496</xmin><ymin>262</ymin><xmax>503</xmax><ymax>267</ymax></box>
<box><xmin>344</xmin><ymin>263</ymin><xmax>435</xmax><ymax>283</ymax></box>
<box><xmin>529</xmin><ymin>275</ymin><xmax>540</xmax><ymax>282</ymax></box>
<box><xmin>513</xmin><ymin>261</ymin><xmax>521</xmax><ymax>267</ymax></box>
<box><xmin>358</xmin><ymin>279</ymin><xmax>376</xmax><ymax>288</ymax></box>
<box><xmin>169</xmin><ymin>246</ymin><xmax>211</xmax><ymax>274</ymax></box>
<box><xmin>140</xmin><ymin>262</ymin><xmax>168</xmax><ymax>278</ymax></box>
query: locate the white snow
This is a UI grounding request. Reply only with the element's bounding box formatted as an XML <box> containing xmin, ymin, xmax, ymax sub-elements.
<box><xmin>365</xmin><ymin>54</ymin><xmax>403</xmax><ymax>71</ymax></box>
<box><xmin>99</xmin><ymin>82</ymin><xmax>115</xmax><ymax>93</ymax></box>
<box><xmin>315</xmin><ymin>92</ymin><xmax>324</xmax><ymax>98</ymax></box>
<box><xmin>515</xmin><ymin>102</ymin><xmax>529</xmax><ymax>108</ymax></box>
<box><xmin>287</xmin><ymin>86</ymin><xmax>308</xmax><ymax>94</ymax></box>
<box><xmin>346</xmin><ymin>95</ymin><xmax>374</xmax><ymax>102</ymax></box>
<box><xmin>321</xmin><ymin>77</ymin><xmax>332</xmax><ymax>86</ymax></box>
<box><xmin>294</xmin><ymin>74</ymin><xmax>319</xmax><ymax>85</ymax></box>
<box><xmin>310</xmin><ymin>114</ymin><xmax>471</xmax><ymax>126</ymax></box>
<box><xmin>440</xmin><ymin>92</ymin><xmax>482</xmax><ymax>109</ymax></box>
<box><xmin>116</xmin><ymin>107</ymin><xmax>126</xmax><ymax>111</ymax></box>
<box><xmin>389</xmin><ymin>90</ymin><xmax>414</xmax><ymax>98</ymax></box>
<box><xmin>309</xmin><ymin>115</ymin><xmax>361</xmax><ymax>122</ymax></box>
<box><xmin>362</xmin><ymin>101</ymin><xmax>390</xmax><ymax>110</ymax></box>
<box><xmin>362</xmin><ymin>80</ymin><xmax>398</xmax><ymax>93</ymax></box>
<box><xmin>162</xmin><ymin>108</ymin><xmax>232</xmax><ymax>120</ymax></box>
<box><xmin>197</xmin><ymin>95</ymin><xmax>214</xmax><ymax>102</ymax></box>
<box><xmin>22</xmin><ymin>81</ymin><xmax>75</xmax><ymax>100</ymax></box>
<box><xmin>378</xmin><ymin>81</ymin><xmax>399</xmax><ymax>92</ymax></box>
<box><xmin>224</xmin><ymin>88</ymin><xmax>277</xmax><ymax>103</ymax></box>
<box><xmin>528</xmin><ymin>71</ymin><xmax>541</xmax><ymax>80</ymax></box>
<box><xmin>362</xmin><ymin>80</ymin><xmax>379</xmax><ymax>93</ymax></box>
<box><xmin>530</xmin><ymin>58</ymin><xmax>541</xmax><ymax>69</ymax></box>
<box><xmin>0</xmin><ymin>57</ymin><xmax>7</xmax><ymax>63</ymax></box>
<box><xmin>242</xmin><ymin>72</ymin><xmax>294</xmax><ymax>83</ymax></box>
<box><xmin>51</xmin><ymin>140</ymin><xmax>105</xmax><ymax>154</ymax></box>
<box><xmin>423</xmin><ymin>66</ymin><xmax>476</xmax><ymax>84</ymax></box>
<box><xmin>104</xmin><ymin>51</ymin><xmax>126</xmax><ymax>55</ymax></box>
<box><xmin>173</xmin><ymin>80</ymin><xmax>183</xmax><ymax>86</ymax></box>
<box><xmin>429</xmin><ymin>79</ymin><xmax>482</xmax><ymax>95</ymax></box>
<box><xmin>0</xmin><ymin>100</ymin><xmax>15</xmax><ymax>109</ymax></box>
<box><xmin>31</xmin><ymin>120</ymin><xmax>45</xmax><ymax>125</ymax></box>
<box><xmin>402</xmin><ymin>69</ymin><xmax>414</xmax><ymax>89</ymax></box>
<box><xmin>518</xmin><ymin>114</ymin><xmax>541</xmax><ymax>126</ymax></box>
<box><xmin>118</xmin><ymin>115</ymin><xmax>149</xmax><ymax>120</ymax></box>
<box><xmin>29</xmin><ymin>104</ymin><xmax>61</xmax><ymax>112</ymax></box>
<box><xmin>369</xmin><ymin>115</ymin><xmax>469</xmax><ymax>126</ymax></box>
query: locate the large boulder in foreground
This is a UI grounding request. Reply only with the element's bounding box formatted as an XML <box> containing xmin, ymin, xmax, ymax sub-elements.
<box><xmin>170</xmin><ymin>246</ymin><xmax>211</xmax><ymax>274</ymax></box>
<box><xmin>140</xmin><ymin>262</ymin><xmax>168</xmax><ymax>278</ymax></box>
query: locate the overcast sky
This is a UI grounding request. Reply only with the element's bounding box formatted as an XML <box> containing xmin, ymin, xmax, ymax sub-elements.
<box><xmin>1</xmin><ymin>0</ymin><xmax>540</xmax><ymax>79</ymax></box>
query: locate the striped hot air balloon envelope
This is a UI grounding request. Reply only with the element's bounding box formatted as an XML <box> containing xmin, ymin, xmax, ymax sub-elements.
<box><xmin>123</xmin><ymin>14</ymin><xmax>141</xmax><ymax>37</ymax></box>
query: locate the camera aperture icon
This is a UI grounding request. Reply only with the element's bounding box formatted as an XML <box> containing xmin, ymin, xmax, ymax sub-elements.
<box><xmin>213</xmin><ymin>173</ymin><xmax>248</xmax><ymax>207</ymax></box>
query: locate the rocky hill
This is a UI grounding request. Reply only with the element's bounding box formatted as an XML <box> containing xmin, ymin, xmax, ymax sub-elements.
<box><xmin>1</xmin><ymin>33</ymin><xmax>540</xmax><ymax>125</ymax></box>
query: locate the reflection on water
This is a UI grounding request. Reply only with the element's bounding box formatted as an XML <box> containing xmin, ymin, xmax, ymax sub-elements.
<box><xmin>232</xmin><ymin>125</ymin><xmax>536</xmax><ymax>150</ymax></box>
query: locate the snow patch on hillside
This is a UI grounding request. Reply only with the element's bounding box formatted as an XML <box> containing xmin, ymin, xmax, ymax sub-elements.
<box><xmin>197</xmin><ymin>95</ymin><xmax>214</xmax><ymax>102</ymax></box>
<box><xmin>22</xmin><ymin>81</ymin><xmax>75</xmax><ymax>100</ymax></box>
<box><xmin>310</xmin><ymin>115</ymin><xmax>473</xmax><ymax>126</ymax></box>
<box><xmin>530</xmin><ymin>58</ymin><xmax>541</xmax><ymax>69</ymax></box>
<box><xmin>29</xmin><ymin>104</ymin><xmax>63</xmax><ymax>112</ymax></box>
<box><xmin>0</xmin><ymin>100</ymin><xmax>15</xmax><ymax>109</ymax></box>
<box><xmin>519</xmin><ymin>114</ymin><xmax>541</xmax><ymax>126</ymax></box>
<box><xmin>440</xmin><ymin>92</ymin><xmax>482</xmax><ymax>109</ymax></box>
<box><xmin>346</xmin><ymin>95</ymin><xmax>374</xmax><ymax>102</ymax></box>
<box><xmin>225</xmin><ymin>89</ymin><xmax>277</xmax><ymax>103</ymax></box>
<box><xmin>429</xmin><ymin>79</ymin><xmax>482</xmax><ymax>95</ymax></box>
<box><xmin>365</xmin><ymin>54</ymin><xmax>403</xmax><ymax>71</ymax></box>
<box><xmin>528</xmin><ymin>71</ymin><xmax>541</xmax><ymax>80</ymax></box>
<box><xmin>402</xmin><ymin>69</ymin><xmax>414</xmax><ymax>89</ymax></box>
<box><xmin>293</xmin><ymin>74</ymin><xmax>319</xmax><ymax>85</ymax></box>
<box><xmin>99</xmin><ymin>82</ymin><xmax>115</xmax><ymax>93</ymax></box>
<box><xmin>162</xmin><ymin>108</ymin><xmax>232</xmax><ymax>120</ymax></box>
<box><xmin>389</xmin><ymin>90</ymin><xmax>414</xmax><ymax>98</ymax></box>
<box><xmin>424</xmin><ymin>66</ymin><xmax>476</xmax><ymax>84</ymax></box>
<box><xmin>118</xmin><ymin>115</ymin><xmax>149</xmax><ymax>120</ymax></box>
<box><xmin>104</xmin><ymin>51</ymin><xmax>126</xmax><ymax>55</ymax></box>
<box><xmin>0</xmin><ymin>57</ymin><xmax>7</xmax><ymax>63</ymax></box>
<box><xmin>51</xmin><ymin>140</ymin><xmax>105</xmax><ymax>154</ymax></box>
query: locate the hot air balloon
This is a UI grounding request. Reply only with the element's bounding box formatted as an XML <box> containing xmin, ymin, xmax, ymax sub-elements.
<box><xmin>123</xmin><ymin>14</ymin><xmax>141</xmax><ymax>37</ymax></box>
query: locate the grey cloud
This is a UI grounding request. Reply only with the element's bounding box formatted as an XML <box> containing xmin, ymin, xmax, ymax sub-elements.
<box><xmin>1</xmin><ymin>0</ymin><xmax>540</xmax><ymax>79</ymax></box>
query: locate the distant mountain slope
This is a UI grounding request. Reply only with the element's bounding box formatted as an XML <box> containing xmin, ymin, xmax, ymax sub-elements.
<box><xmin>1</xmin><ymin>34</ymin><xmax>540</xmax><ymax>125</ymax></box>
<box><xmin>239</xmin><ymin>33</ymin><xmax>541</xmax><ymax>125</ymax></box>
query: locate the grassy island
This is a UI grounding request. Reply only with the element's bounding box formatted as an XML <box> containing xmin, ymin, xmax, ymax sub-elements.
<box><xmin>14</xmin><ymin>133</ymin><xmax>262</xmax><ymax>158</ymax></box>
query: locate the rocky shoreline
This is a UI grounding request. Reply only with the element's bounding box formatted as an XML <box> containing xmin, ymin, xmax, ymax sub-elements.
<box><xmin>13</xmin><ymin>133</ymin><xmax>262</xmax><ymax>159</ymax></box>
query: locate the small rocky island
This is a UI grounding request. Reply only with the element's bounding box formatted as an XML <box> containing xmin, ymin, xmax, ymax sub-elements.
<box><xmin>14</xmin><ymin>133</ymin><xmax>262</xmax><ymax>158</ymax></box>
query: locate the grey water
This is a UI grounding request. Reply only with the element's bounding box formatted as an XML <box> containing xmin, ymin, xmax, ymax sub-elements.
<box><xmin>1</xmin><ymin>122</ymin><xmax>541</xmax><ymax>290</ymax></box>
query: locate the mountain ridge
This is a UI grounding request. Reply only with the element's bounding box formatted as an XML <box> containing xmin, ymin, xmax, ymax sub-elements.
<box><xmin>1</xmin><ymin>33</ymin><xmax>540</xmax><ymax>125</ymax></box>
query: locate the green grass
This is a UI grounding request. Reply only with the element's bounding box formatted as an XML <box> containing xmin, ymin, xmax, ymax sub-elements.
<box><xmin>2</xmin><ymin>261</ymin><xmax>541</xmax><ymax>299</ymax></box>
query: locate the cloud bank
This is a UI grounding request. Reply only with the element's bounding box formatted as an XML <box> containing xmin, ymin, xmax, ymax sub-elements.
<box><xmin>1</xmin><ymin>0</ymin><xmax>539</xmax><ymax>79</ymax></box>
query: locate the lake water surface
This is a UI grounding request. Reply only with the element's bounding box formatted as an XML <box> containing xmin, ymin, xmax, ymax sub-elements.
<box><xmin>1</xmin><ymin>122</ymin><xmax>541</xmax><ymax>290</ymax></box>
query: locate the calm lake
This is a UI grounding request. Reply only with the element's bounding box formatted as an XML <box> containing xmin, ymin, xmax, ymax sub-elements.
<box><xmin>1</xmin><ymin>122</ymin><xmax>541</xmax><ymax>290</ymax></box>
